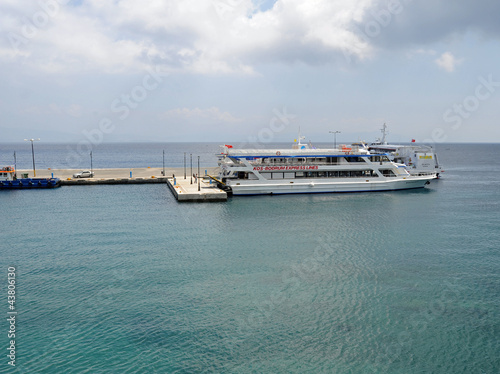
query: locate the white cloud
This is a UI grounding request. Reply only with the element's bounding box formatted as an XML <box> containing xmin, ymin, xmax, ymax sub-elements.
<box><xmin>66</xmin><ymin>104</ymin><xmax>83</xmax><ymax>117</ymax></box>
<box><xmin>435</xmin><ymin>51</ymin><xmax>462</xmax><ymax>72</ymax></box>
<box><xmin>412</xmin><ymin>48</ymin><xmax>436</xmax><ymax>55</ymax></box>
<box><xmin>162</xmin><ymin>107</ymin><xmax>242</xmax><ymax>124</ymax></box>
<box><xmin>24</xmin><ymin>103</ymin><xmax>83</xmax><ymax>117</ymax></box>
<box><xmin>0</xmin><ymin>0</ymin><xmax>375</xmax><ymax>75</ymax></box>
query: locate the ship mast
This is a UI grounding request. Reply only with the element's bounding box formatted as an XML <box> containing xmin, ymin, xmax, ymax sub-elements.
<box><xmin>297</xmin><ymin>127</ymin><xmax>305</xmax><ymax>147</ymax></box>
<box><xmin>380</xmin><ymin>123</ymin><xmax>388</xmax><ymax>145</ymax></box>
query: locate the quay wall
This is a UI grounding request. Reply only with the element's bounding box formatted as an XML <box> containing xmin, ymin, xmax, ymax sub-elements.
<box><xmin>15</xmin><ymin>167</ymin><xmax>219</xmax><ymax>186</ymax></box>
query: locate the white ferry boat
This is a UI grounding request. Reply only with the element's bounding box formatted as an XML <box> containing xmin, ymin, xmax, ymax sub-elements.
<box><xmin>216</xmin><ymin>135</ymin><xmax>436</xmax><ymax>196</ymax></box>
<box><xmin>368</xmin><ymin>124</ymin><xmax>444</xmax><ymax>177</ymax></box>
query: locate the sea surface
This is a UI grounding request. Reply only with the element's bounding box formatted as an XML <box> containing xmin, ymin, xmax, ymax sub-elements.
<box><xmin>1</xmin><ymin>143</ymin><xmax>499</xmax><ymax>373</ymax></box>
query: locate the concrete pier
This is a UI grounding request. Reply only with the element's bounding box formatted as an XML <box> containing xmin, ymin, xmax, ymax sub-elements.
<box><xmin>14</xmin><ymin>167</ymin><xmax>227</xmax><ymax>202</ymax></box>
<box><xmin>167</xmin><ymin>176</ymin><xmax>227</xmax><ymax>202</ymax></box>
<box><xmin>16</xmin><ymin>167</ymin><xmax>219</xmax><ymax>185</ymax></box>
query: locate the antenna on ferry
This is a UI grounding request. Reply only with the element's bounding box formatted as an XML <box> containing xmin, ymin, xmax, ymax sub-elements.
<box><xmin>297</xmin><ymin>127</ymin><xmax>305</xmax><ymax>146</ymax></box>
<box><xmin>380</xmin><ymin>123</ymin><xmax>388</xmax><ymax>145</ymax></box>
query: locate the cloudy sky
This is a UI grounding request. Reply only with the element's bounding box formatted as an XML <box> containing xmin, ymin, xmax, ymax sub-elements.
<box><xmin>1</xmin><ymin>0</ymin><xmax>500</xmax><ymax>144</ymax></box>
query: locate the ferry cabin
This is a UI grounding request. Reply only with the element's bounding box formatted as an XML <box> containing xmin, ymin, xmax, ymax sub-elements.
<box><xmin>369</xmin><ymin>144</ymin><xmax>441</xmax><ymax>177</ymax></box>
<box><xmin>0</xmin><ymin>167</ymin><xmax>15</xmax><ymax>181</ymax></box>
<box><xmin>223</xmin><ymin>154</ymin><xmax>401</xmax><ymax>180</ymax></box>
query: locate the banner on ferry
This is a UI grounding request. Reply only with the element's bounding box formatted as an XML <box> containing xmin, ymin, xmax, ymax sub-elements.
<box><xmin>253</xmin><ymin>166</ymin><xmax>319</xmax><ymax>171</ymax></box>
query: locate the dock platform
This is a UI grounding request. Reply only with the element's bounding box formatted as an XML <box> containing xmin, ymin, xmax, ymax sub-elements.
<box><xmin>167</xmin><ymin>176</ymin><xmax>227</xmax><ymax>202</ymax></box>
<box><xmin>13</xmin><ymin>167</ymin><xmax>227</xmax><ymax>201</ymax></box>
<box><xmin>16</xmin><ymin>167</ymin><xmax>219</xmax><ymax>185</ymax></box>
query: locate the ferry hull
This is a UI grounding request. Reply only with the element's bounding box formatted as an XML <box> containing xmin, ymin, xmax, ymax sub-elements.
<box><xmin>0</xmin><ymin>178</ymin><xmax>61</xmax><ymax>189</ymax></box>
<box><xmin>227</xmin><ymin>177</ymin><xmax>432</xmax><ymax>195</ymax></box>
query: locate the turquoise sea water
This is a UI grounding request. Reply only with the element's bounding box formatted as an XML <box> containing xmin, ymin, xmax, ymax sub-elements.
<box><xmin>1</xmin><ymin>143</ymin><xmax>499</xmax><ymax>373</ymax></box>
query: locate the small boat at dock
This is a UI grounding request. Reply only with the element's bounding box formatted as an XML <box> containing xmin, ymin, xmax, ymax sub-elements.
<box><xmin>0</xmin><ymin>167</ymin><xmax>61</xmax><ymax>189</ymax></box>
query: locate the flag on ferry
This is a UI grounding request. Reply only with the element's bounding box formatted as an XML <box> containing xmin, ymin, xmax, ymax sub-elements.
<box><xmin>225</xmin><ymin>144</ymin><xmax>233</xmax><ymax>148</ymax></box>
<box><xmin>411</xmin><ymin>139</ymin><xmax>415</xmax><ymax>143</ymax></box>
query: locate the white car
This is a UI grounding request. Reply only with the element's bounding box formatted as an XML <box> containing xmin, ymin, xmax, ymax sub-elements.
<box><xmin>73</xmin><ymin>170</ymin><xmax>94</xmax><ymax>178</ymax></box>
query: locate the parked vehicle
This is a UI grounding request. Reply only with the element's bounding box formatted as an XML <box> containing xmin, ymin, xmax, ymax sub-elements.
<box><xmin>73</xmin><ymin>170</ymin><xmax>94</xmax><ymax>178</ymax></box>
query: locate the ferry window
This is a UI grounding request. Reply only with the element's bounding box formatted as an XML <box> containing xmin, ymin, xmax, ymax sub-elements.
<box><xmin>353</xmin><ymin>157</ymin><xmax>365</xmax><ymax>162</ymax></box>
<box><xmin>262</xmin><ymin>172</ymin><xmax>272</xmax><ymax>180</ymax></box>
<box><xmin>272</xmin><ymin>173</ymin><xmax>284</xmax><ymax>179</ymax></box>
<box><xmin>346</xmin><ymin>157</ymin><xmax>363</xmax><ymax>163</ymax></box>
<box><xmin>306</xmin><ymin>171</ymin><xmax>317</xmax><ymax>178</ymax></box>
<box><xmin>328</xmin><ymin>171</ymin><xmax>338</xmax><ymax>177</ymax></box>
<box><xmin>284</xmin><ymin>172</ymin><xmax>295</xmax><ymax>179</ymax></box>
<box><xmin>317</xmin><ymin>171</ymin><xmax>326</xmax><ymax>177</ymax></box>
<box><xmin>296</xmin><ymin>172</ymin><xmax>304</xmax><ymax>178</ymax></box>
<box><xmin>380</xmin><ymin>169</ymin><xmax>396</xmax><ymax>177</ymax></box>
<box><xmin>360</xmin><ymin>170</ymin><xmax>371</xmax><ymax>177</ymax></box>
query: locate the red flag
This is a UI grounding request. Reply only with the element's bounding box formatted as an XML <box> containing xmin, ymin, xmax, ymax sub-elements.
<box><xmin>225</xmin><ymin>144</ymin><xmax>233</xmax><ymax>148</ymax></box>
<box><xmin>411</xmin><ymin>139</ymin><xmax>415</xmax><ymax>143</ymax></box>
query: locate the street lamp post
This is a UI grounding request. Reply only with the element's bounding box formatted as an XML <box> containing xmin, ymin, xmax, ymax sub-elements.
<box><xmin>24</xmin><ymin>138</ymin><xmax>40</xmax><ymax>177</ymax></box>
<box><xmin>329</xmin><ymin>131</ymin><xmax>341</xmax><ymax>149</ymax></box>
<box><xmin>197</xmin><ymin>156</ymin><xmax>200</xmax><ymax>191</ymax></box>
<box><xmin>90</xmin><ymin>151</ymin><xmax>93</xmax><ymax>176</ymax></box>
<box><xmin>162</xmin><ymin>149</ymin><xmax>165</xmax><ymax>176</ymax></box>
<box><xmin>190</xmin><ymin>154</ymin><xmax>193</xmax><ymax>184</ymax></box>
